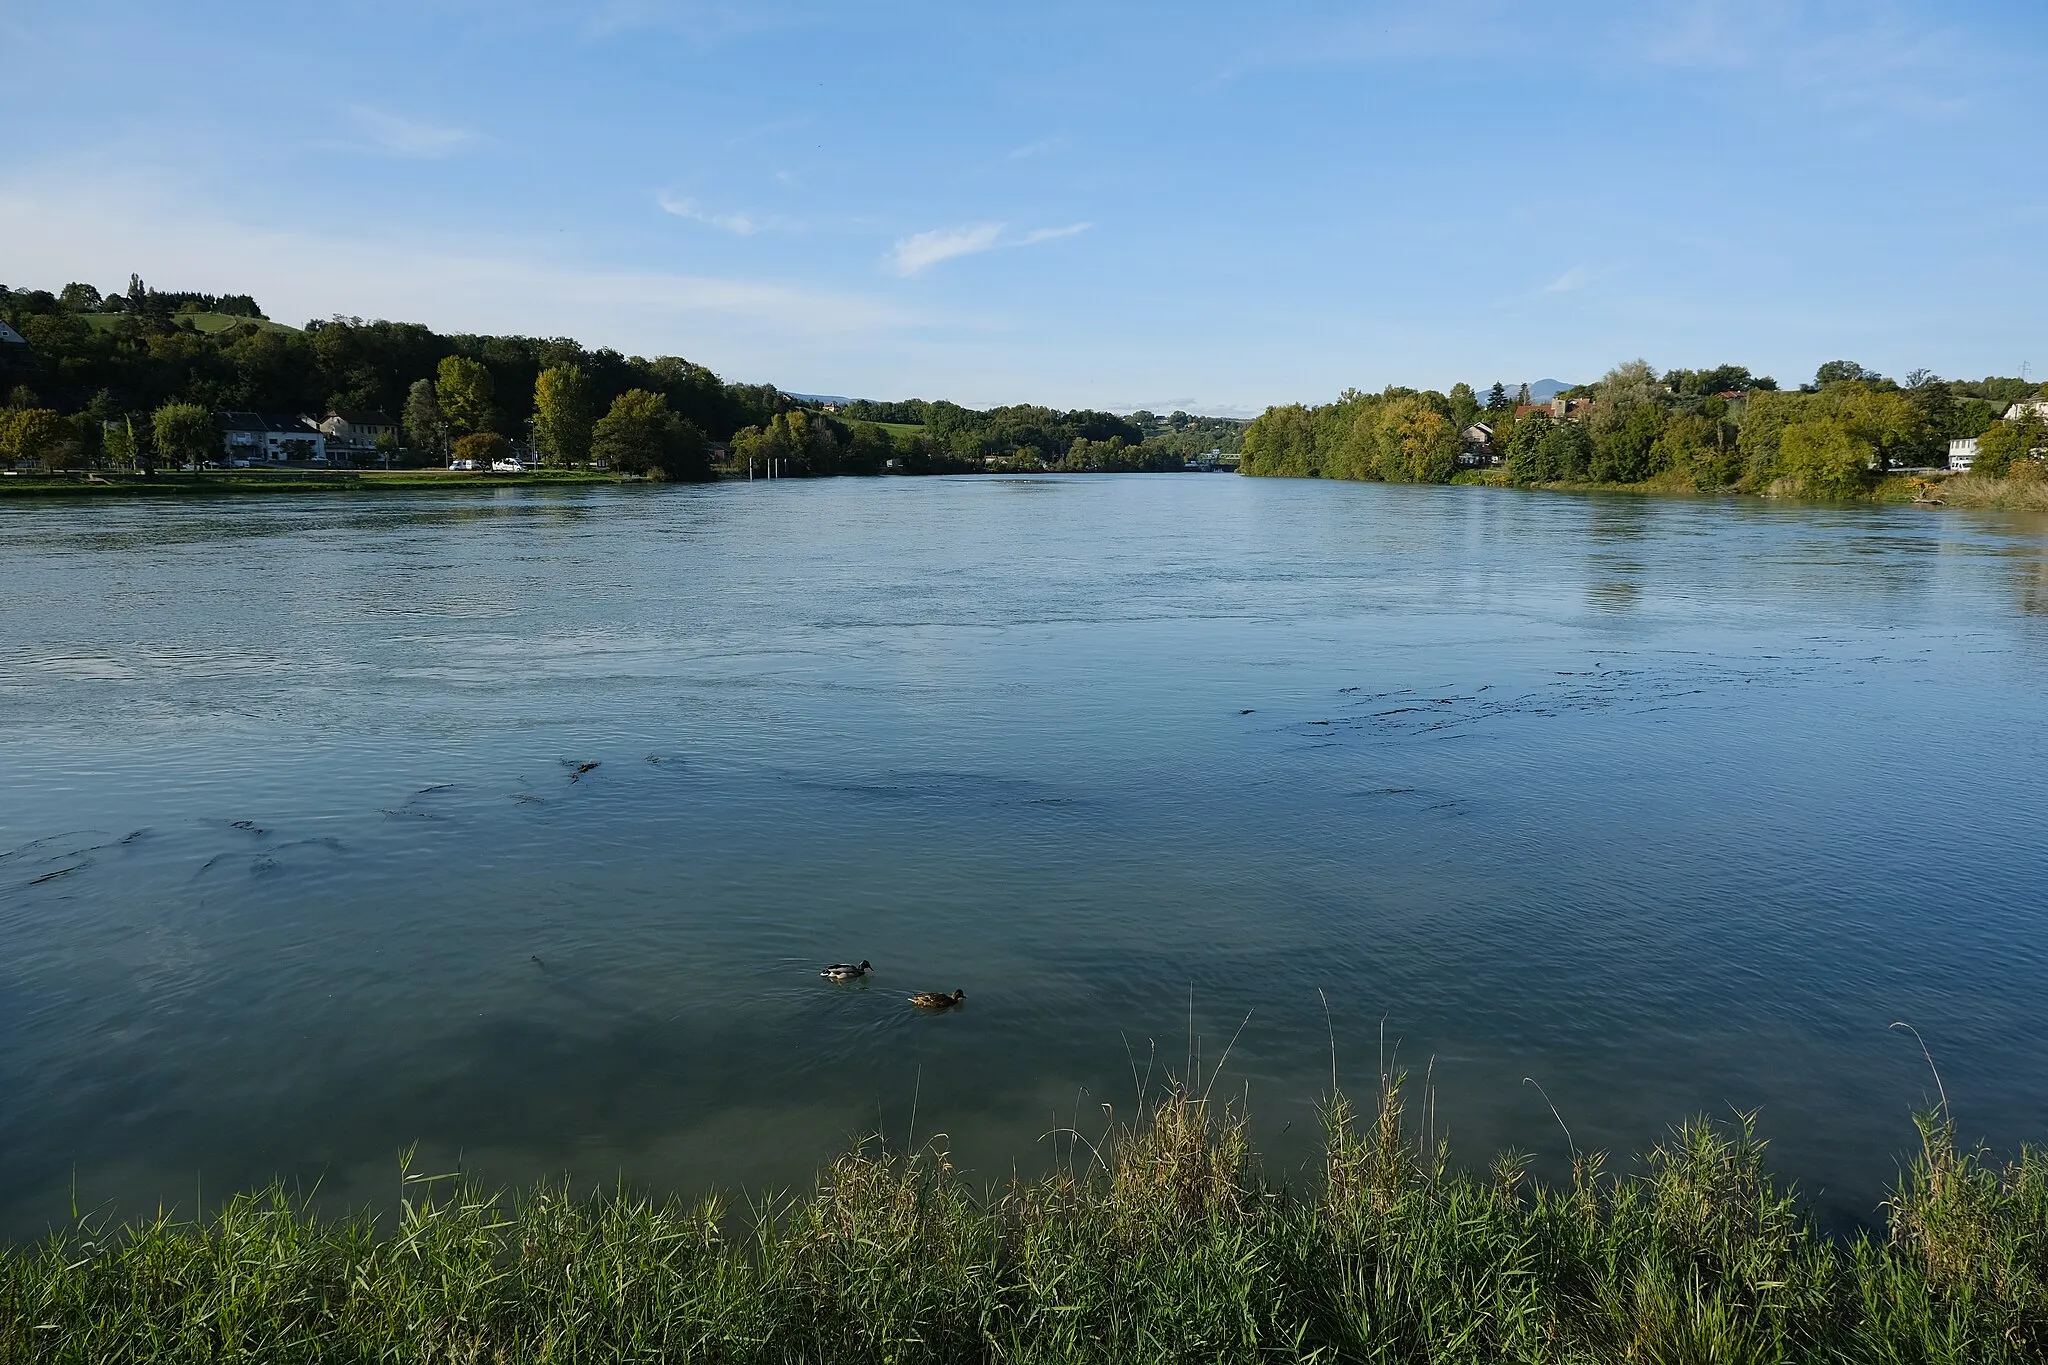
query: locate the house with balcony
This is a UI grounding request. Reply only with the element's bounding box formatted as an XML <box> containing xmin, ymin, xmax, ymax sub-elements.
<box><xmin>219</xmin><ymin>412</ymin><xmax>326</xmax><ymax>463</ymax></box>
<box><xmin>318</xmin><ymin>411</ymin><xmax>397</xmax><ymax>460</ymax></box>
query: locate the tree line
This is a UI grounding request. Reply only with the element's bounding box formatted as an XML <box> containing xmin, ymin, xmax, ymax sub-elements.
<box><xmin>1240</xmin><ymin>362</ymin><xmax>2048</xmax><ymax>498</ymax></box>
<box><xmin>0</xmin><ymin>278</ymin><xmax>1249</xmax><ymax>479</ymax></box>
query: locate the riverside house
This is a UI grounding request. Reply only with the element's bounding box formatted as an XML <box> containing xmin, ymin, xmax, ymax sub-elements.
<box><xmin>317</xmin><ymin>411</ymin><xmax>397</xmax><ymax>461</ymax></box>
<box><xmin>219</xmin><ymin>412</ymin><xmax>326</xmax><ymax>464</ymax></box>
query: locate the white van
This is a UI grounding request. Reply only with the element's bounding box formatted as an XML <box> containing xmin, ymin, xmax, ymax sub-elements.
<box><xmin>449</xmin><ymin>458</ymin><xmax>479</xmax><ymax>471</ymax></box>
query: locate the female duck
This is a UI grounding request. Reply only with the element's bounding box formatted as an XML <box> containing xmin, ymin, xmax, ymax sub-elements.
<box><xmin>908</xmin><ymin>989</ymin><xmax>965</xmax><ymax>1010</ymax></box>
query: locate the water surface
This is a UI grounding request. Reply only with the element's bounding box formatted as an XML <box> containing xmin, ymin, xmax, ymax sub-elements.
<box><xmin>3</xmin><ymin>476</ymin><xmax>2046</xmax><ymax>1235</ymax></box>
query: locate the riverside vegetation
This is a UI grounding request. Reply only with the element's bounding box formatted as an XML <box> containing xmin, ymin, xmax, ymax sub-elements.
<box><xmin>0</xmin><ymin>278</ymin><xmax>1240</xmax><ymax>484</ymax></box>
<box><xmin>2</xmin><ymin>1073</ymin><xmax>2043</xmax><ymax>1364</ymax></box>
<box><xmin>1240</xmin><ymin>363</ymin><xmax>2048</xmax><ymax>510</ymax></box>
<box><xmin>3</xmin><ymin>277</ymin><xmax>2041</xmax><ymax>505</ymax></box>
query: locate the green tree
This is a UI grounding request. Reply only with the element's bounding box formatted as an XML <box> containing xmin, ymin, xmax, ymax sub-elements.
<box><xmin>1972</xmin><ymin>412</ymin><xmax>2048</xmax><ymax>478</ymax></box>
<box><xmin>1373</xmin><ymin>395</ymin><xmax>1460</xmax><ymax>483</ymax></box>
<box><xmin>1815</xmin><ymin>360</ymin><xmax>1880</xmax><ymax>387</ymax></box>
<box><xmin>1778</xmin><ymin>418</ymin><xmax>1873</xmax><ymax>498</ymax></box>
<box><xmin>151</xmin><ymin>402</ymin><xmax>216</xmax><ymax>471</ymax></box>
<box><xmin>435</xmin><ymin>356</ymin><xmax>495</xmax><ymax>435</ymax></box>
<box><xmin>591</xmin><ymin>389</ymin><xmax>709</xmax><ymax>481</ymax></box>
<box><xmin>1448</xmin><ymin>382</ymin><xmax>1480</xmax><ymax>430</ymax></box>
<box><xmin>1590</xmin><ymin>402</ymin><xmax>1666</xmax><ymax>482</ymax></box>
<box><xmin>102</xmin><ymin>416</ymin><xmax>139</xmax><ymax>470</ymax></box>
<box><xmin>1505</xmin><ymin>413</ymin><xmax>1593</xmax><ymax>484</ymax></box>
<box><xmin>1487</xmin><ymin>382</ymin><xmax>1509</xmax><ymax>411</ymax></box>
<box><xmin>531</xmin><ymin>363</ymin><xmax>597</xmax><ymax>467</ymax></box>
<box><xmin>0</xmin><ymin>407</ymin><xmax>69</xmax><ymax>469</ymax></box>
<box><xmin>452</xmin><ymin>431</ymin><xmax>512</xmax><ymax>467</ymax></box>
<box><xmin>1239</xmin><ymin>404</ymin><xmax>1318</xmax><ymax>477</ymax></box>
<box><xmin>403</xmin><ymin>378</ymin><xmax>448</xmax><ymax>459</ymax></box>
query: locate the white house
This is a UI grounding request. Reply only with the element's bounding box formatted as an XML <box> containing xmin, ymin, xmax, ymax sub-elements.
<box><xmin>1948</xmin><ymin>437</ymin><xmax>1978</xmax><ymax>472</ymax></box>
<box><xmin>219</xmin><ymin>412</ymin><xmax>326</xmax><ymax>463</ymax></box>
<box><xmin>1457</xmin><ymin>422</ymin><xmax>1501</xmax><ymax>468</ymax></box>
<box><xmin>318</xmin><ymin>410</ymin><xmax>396</xmax><ymax>457</ymax></box>
<box><xmin>2002</xmin><ymin>400</ymin><xmax>2048</xmax><ymax>422</ymax></box>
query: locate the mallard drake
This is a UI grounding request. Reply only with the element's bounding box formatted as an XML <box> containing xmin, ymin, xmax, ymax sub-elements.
<box><xmin>908</xmin><ymin>989</ymin><xmax>965</xmax><ymax>1009</ymax></box>
<box><xmin>821</xmin><ymin>960</ymin><xmax>872</xmax><ymax>981</ymax></box>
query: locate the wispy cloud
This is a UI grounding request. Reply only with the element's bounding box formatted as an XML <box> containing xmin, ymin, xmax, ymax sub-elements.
<box><xmin>347</xmin><ymin>106</ymin><xmax>479</xmax><ymax>159</ymax></box>
<box><xmin>1630</xmin><ymin>0</ymin><xmax>1972</xmax><ymax>113</ymax></box>
<box><xmin>1541</xmin><ymin>265</ymin><xmax>1594</xmax><ymax>295</ymax></box>
<box><xmin>0</xmin><ymin>172</ymin><xmax>927</xmax><ymax>352</ymax></box>
<box><xmin>1007</xmin><ymin>137</ymin><xmax>1065</xmax><ymax>161</ymax></box>
<box><xmin>890</xmin><ymin>223</ymin><xmax>1005</xmax><ymax>275</ymax></box>
<box><xmin>657</xmin><ymin>192</ymin><xmax>793</xmax><ymax>236</ymax></box>
<box><xmin>1019</xmin><ymin>222</ymin><xmax>1092</xmax><ymax>246</ymax></box>
<box><xmin>889</xmin><ymin>221</ymin><xmax>1093</xmax><ymax>276</ymax></box>
<box><xmin>580</xmin><ymin>0</ymin><xmax>810</xmax><ymax>42</ymax></box>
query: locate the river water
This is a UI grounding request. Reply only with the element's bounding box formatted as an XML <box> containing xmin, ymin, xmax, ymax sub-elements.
<box><xmin>2</xmin><ymin>475</ymin><xmax>2045</xmax><ymax>1236</ymax></box>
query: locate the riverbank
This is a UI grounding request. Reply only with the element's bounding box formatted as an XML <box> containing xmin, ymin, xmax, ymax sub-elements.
<box><xmin>0</xmin><ymin>469</ymin><xmax>630</xmax><ymax>497</ymax></box>
<box><xmin>1439</xmin><ymin>466</ymin><xmax>2048</xmax><ymax>513</ymax></box>
<box><xmin>4</xmin><ymin>1085</ymin><xmax>2041</xmax><ymax>1363</ymax></box>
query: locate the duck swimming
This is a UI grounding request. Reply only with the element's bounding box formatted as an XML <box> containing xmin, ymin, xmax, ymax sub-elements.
<box><xmin>908</xmin><ymin>989</ymin><xmax>965</xmax><ymax>1010</ymax></box>
<box><xmin>821</xmin><ymin>960</ymin><xmax>872</xmax><ymax>982</ymax></box>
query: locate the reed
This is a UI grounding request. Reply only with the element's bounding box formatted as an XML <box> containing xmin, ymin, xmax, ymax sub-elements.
<box><xmin>3</xmin><ymin>1079</ymin><xmax>2043</xmax><ymax>1363</ymax></box>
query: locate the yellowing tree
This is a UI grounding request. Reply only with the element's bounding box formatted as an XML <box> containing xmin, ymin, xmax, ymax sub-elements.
<box><xmin>435</xmin><ymin>356</ymin><xmax>495</xmax><ymax>436</ymax></box>
<box><xmin>0</xmin><ymin>407</ymin><xmax>69</xmax><ymax>469</ymax></box>
<box><xmin>532</xmin><ymin>364</ymin><xmax>596</xmax><ymax>467</ymax></box>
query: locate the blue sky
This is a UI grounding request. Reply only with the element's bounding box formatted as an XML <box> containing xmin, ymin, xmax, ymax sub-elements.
<box><xmin>1</xmin><ymin>1</ymin><xmax>2042</xmax><ymax>413</ymax></box>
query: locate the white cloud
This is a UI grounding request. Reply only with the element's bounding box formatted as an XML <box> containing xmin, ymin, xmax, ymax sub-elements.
<box><xmin>1541</xmin><ymin>265</ymin><xmax>1594</xmax><ymax>295</ymax></box>
<box><xmin>890</xmin><ymin>223</ymin><xmax>1005</xmax><ymax>276</ymax></box>
<box><xmin>656</xmin><ymin>192</ymin><xmax>792</xmax><ymax>235</ymax></box>
<box><xmin>888</xmin><ymin>221</ymin><xmax>1092</xmax><ymax>276</ymax></box>
<box><xmin>347</xmin><ymin>106</ymin><xmax>479</xmax><ymax>159</ymax></box>
<box><xmin>1019</xmin><ymin>222</ymin><xmax>1092</xmax><ymax>246</ymax></box>
<box><xmin>0</xmin><ymin>174</ymin><xmax>924</xmax><ymax>354</ymax></box>
<box><xmin>1007</xmin><ymin>137</ymin><xmax>1065</xmax><ymax>160</ymax></box>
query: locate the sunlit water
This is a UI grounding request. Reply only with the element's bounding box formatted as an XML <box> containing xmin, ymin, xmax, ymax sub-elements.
<box><xmin>3</xmin><ymin>476</ymin><xmax>2046</xmax><ymax>1237</ymax></box>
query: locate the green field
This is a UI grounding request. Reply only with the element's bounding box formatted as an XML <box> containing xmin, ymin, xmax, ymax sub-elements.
<box><xmin>82</xmin><ymin>311</ymin><xmax>299</xmax><ymax>335</ymax></box>
<box><xmin>866</xmin><ymin>420</ymin><xmax>928</xmax><ymax>440</ymax></box>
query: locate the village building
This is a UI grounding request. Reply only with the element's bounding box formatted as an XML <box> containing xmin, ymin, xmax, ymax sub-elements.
<box><xmin>1457</xmin><ymin>422</ymin><xmax>1501</xmax><ymax>468</ymax></box>
<box><xmin>317</xmin><ymin>411</ymin><xmax>397</xmax><ymax>459</ymax></box>
<box><xmin>218</xmin><ymin>412</ymin><xmax>326</xmax><ymax>463</ymax></box>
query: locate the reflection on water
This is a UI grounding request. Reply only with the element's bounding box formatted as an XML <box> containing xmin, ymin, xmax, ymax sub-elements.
<box><xmin>2</xmin><ymin>477</ymin><xmax>2047</xmax><ymax>1238</ymax></box>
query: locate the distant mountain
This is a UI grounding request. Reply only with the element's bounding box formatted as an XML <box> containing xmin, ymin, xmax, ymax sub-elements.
<box><xmin>787</xmin><ymin>392</ymin><xmax>853</xmax><ymax>405</ymax></box>
<box><xmin>1525</xmin><ymin>379</ymin><xmax>1574</xmax><ymax>401</ymax></box>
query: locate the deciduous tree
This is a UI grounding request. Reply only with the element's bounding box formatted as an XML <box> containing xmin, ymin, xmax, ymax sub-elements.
<box><xmin>531</xmin><ymin>363</ymin><xmax>596</xmax><ymax>467</ymax></box>
<box><xmin>151</xmin><ymin>402</ymin><xmax>216</xmax><ymax>470</ymax></box>
<box><xmin>435</xmin><ymin>356</ymin><xmax>495</xmax><ymax>435</ymax></box>
<box><xmin>403</xmin><ymin>379</ymin><xmax>448</xmax><ymax>458</ymax></box>
<box><xmin>591</xmin><ymin>389</ymin><xmax>709</xmax><ymax>481</ymax></box>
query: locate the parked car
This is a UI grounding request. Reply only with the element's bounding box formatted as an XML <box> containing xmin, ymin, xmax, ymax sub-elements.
<box><xmin>449</xmin><ymin>458</ymin><xmax>479</xmax><ymax>472</ymax></box>
<box><xmin>491</xmin><ymin>457</ymin><xmax>529</xmax><ymax>473</ymax></box>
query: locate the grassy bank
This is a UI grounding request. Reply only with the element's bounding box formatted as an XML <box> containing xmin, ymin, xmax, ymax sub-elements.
<box><xmin>4</xmin><ymin>1080</ymin><xmax>2042</xmax><ymax>1363</ymax></box>
<box><xmin>1447</xmin><ymin>467</ymin><xmax>2048</xmax><ymax>514</ymax></box>
<box><xmin>0</xmin><ymin>469</ymin><xmax>629</xmax><ymax>498</ymax></box>
<box><xmin>1921</xmin><ymin>472</ymin><xmax>2048</xmax><ymax>512</ymax></box>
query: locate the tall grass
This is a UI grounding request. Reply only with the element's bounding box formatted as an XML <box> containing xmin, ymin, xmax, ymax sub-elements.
<box><xmin>4</xmin><ymin>1077</ymin><xmax>2044</xmax><ymax>1362</ymax></box>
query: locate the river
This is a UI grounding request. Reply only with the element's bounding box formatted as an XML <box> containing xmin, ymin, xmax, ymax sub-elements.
<box><xmin>2</xmin><ymin>475</ymin><xmax>2045</xmax><ymax>1236</ymax></box>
